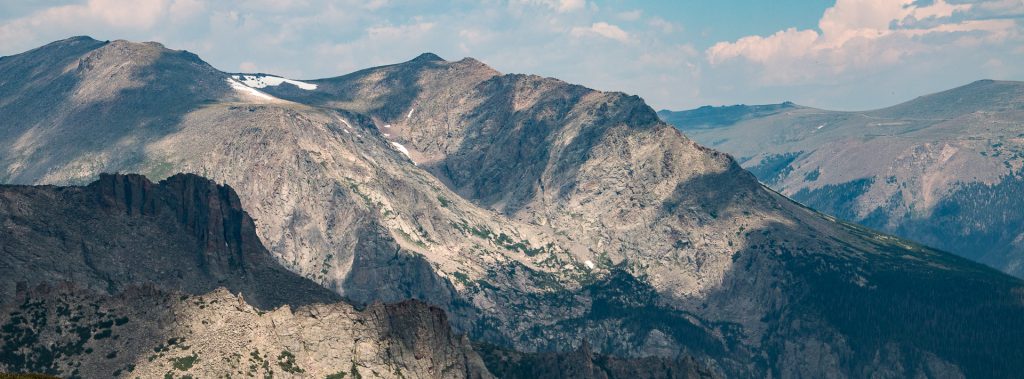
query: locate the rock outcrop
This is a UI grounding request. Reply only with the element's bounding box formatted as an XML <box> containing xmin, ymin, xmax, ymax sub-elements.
<box><xmin>0</xmin><ymin>173</ymin><xmax>340</xmax><ymax>309</ymax></box>
<box><xmin>1</xmin><ymin>37</ymin><xmax>1022</xmax><ymax>377</ymax></box>
<box><xmin>0</xmin><ymin>174</ymin><xmax>494</xmax><ymax>378</ymax></box>
<box><xmin>0</xmin><ymin>284</ymin><xmax>491</xmax><ymax>379</ymax></box>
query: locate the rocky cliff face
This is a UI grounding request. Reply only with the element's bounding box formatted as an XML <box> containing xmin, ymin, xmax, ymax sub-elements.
<box><xmin>0</xmin><ymin>284</ymin><xmax>491</xmax><ymax>379</ymax></box>
<box><xmin>1</xmin><ymin>37</ymin><xmax>1023</xmax><ymax>378</ymax></box>
<box><xmin>0</xmin><ymin>174</ymin><xmax>494</xmax><ymax>378</ymax></box>
<box><xmin>660</xmin><ymin>80</ymin><xmax>1024</xmax><ymax>278</ymax></box>
<box><xmin>0</xmin><ymin>172</ymin><xmax>340</xmax><ymax>309</ymax></box>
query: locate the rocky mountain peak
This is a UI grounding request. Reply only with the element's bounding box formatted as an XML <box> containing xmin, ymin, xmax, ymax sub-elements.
<box><xmin>412</xmin><ymin>52</ymin><xmax>447</xmax><ymax>62</ymax></box>
<box><xmin>3</xmin><ymin>37</ymin><xmax>1024</xmax><ymax>378</ymax></box>
<box><xmin>38</xmin><ymin>35</ymin><xmax>102</xmax><ymax>49</ymax></box>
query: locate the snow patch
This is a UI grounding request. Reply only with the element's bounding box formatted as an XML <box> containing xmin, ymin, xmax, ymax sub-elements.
<box><xmin>333</xmin><ymin>114</ymin><xmax>353</xmax><ymax>130</ymax></box>
<box><xmin>232</xmin><ymin>74</ymin><xmax>317</xmax><ymax>90</ymax></box>
<box><xmin>584</xmin><ymin>260</ymin><xmax>595</xmax><ymax>269</ymax></box>
<box><xmin>390</xmin><ymin>142</ymin><xmax>415</xmax><ymax>164</ymax></box>
<box><xmin>226</xmin><ymin>78</ymin><xmax>278</xmax><ymax>101</ymax></box>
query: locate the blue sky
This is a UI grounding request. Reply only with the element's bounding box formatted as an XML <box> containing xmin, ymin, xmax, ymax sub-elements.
<box><xmin>0</xmin><ymin>0</ymin><xmax>1021</xmax><ymax>111</ymax></box>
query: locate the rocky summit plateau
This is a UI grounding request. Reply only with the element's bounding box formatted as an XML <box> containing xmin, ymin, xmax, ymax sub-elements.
<box><xmin>1</xmin><ymin>36</ymin><xmax>1023</xmax><ymax>378</ymax></box>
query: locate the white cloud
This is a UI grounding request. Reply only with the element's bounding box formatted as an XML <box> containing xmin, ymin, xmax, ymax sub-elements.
<box><xmin>557</xmin><ymin>0</ymin><xmax>585</xmax><ymax>13</ymax></box>
<box><xmin>707</xmin><ymin>27</ymin><xmax>819</xmax><ymax>66</ymax></box>
<box><xmin>367</xmin><ymin>22</ymin><xmax>436</xmax><ymax>40</ymax></box>
<box><xmin>512</xmin><ymin>0</ymin><xmax>585</xmax><ymax>13</ymax></box>
<box><xmin>706</xmin><ymin>0</ymin><xmax>1023</xmax><ymax>84</ymax></box>
<box><xmin>0</xmin><ymin>0</ymin><xmax>208</xmax><ymax>53</ymax></box>
<box><xmin>617</xmin><ymin>9</ymin><xmax>642</xmax><ymax>21</ymax></box>
<box><xmin>85</xmin><ymin>0</ymin><xmax>169</xmax><ymax>29</ymax></box>
<box><xmin>168</xmin><ymin>0</ymin><xmax>205</xmax><ymax>22</ymax></box>
<box><xmin>570</xmin><ymin>22</ymin><xmax>630</xmax><ymax>42</ymax></box>
<box><xmin>648</xmin><ymin>17</ymin><xmax>676</xmax><ymax>34</ymax></box>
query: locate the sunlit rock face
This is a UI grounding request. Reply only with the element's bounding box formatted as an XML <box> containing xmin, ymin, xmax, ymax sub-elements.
<box><xmin>1</xmin><ymin>37</ymin><xmax>1022</xmax><ymax>378</ymax></box>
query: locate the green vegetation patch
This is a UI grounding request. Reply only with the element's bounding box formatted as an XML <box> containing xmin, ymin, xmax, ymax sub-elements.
<box><xmin>170</xmin><ymin>353</ymin><xmax>198</xmax><ymax>371</ymax></box>
<box><xmin>450</xmin><ymin>220</ymin><xmax>556</xmax><ymax>257</ymax></box>
<box><xmin>276</xmin><ymin>350</ymin><xmax>304</xmax><ymax>374</ymax></box>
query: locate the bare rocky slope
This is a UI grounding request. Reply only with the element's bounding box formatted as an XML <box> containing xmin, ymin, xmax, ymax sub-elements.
<box><xmin>0</xmin><ymin>172</ymin><xmax>340</xmax><ymax>309</ymax></box>
<box><xmin>0</xmin><ymin>173</ymin><xmax>695</xmax><ymax>379</ymax></box>
<box><xmin>1</xmin><ymin>36</ymin><xmax>1023</xmax><ymax>377</ymax></box>
<box><xmin>0</xmin><ymin>173</ymin><xmax>493</xmax><ymax>378</ymax></box>
<box><xmin>659</xmin><ymin>80</ymin><xmax>1024</xmax><ymax>278</ymax></box>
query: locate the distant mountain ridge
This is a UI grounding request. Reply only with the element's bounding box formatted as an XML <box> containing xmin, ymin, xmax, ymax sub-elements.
<box><xmin>657</xmin><ymin>102</ymin><xmax>798</xmax><ymax>129</ymax></box>
<box><xmin>1</xmin><ymin>36</ymin><xmax>1023</xmax><ymax>377</ymax></box>
<box><xmin>660</xmin><ymin>79</ymin><xmax>1024</xmax><ymax>278</ymax></box>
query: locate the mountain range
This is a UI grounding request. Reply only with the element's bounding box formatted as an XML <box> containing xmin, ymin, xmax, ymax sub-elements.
<box><xmin>1</xmin><ymin>36</ymin><xmax>1023</xmax><ymax>378</ymax></box>
<box><xmin>659</xmin><ymin>80</ymin><xmax>1024</xmax><ymax>278</ymax></box>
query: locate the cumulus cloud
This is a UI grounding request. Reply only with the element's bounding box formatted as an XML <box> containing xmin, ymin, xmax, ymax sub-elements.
<box><xmin>512</xmin><ymin>0</ymin><xmax>586</xmax><ymax>13</ymax></box>
<box><xmin>570</xmin><ymin>22</ymin><xmax>630</xmax><ymax>42</ymax></box>
<box><xmin>706</xmin><ymin>0</ymin><xmax>1023</xmax><ymax>84</ymax></box>
<box><xmin>0</xmin><ymin>0</ymin><xmax>204</xmax><ymax>54</ymax></box>
<box><xmin>367</xmin><ymin>22</ymin><xmax>435</xmax><ymax>39</ymax></box>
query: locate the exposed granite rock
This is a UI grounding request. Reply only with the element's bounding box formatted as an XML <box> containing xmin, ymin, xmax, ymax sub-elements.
<box><xmin>264</xmin><ymin>52</ymin><xmax>1024</xmax><ymax>377</ymax></box>
<box><xmin>0</xmin><ymin>173</ymin><xmax>340</xmax><ymax>309</ymax></box>
<box><xmin>1</xmin><ymin>37</ymin><xmax>1022</xmax><ymax>378</ymax></box>
<box><xmin>0</xmin><ymin>174</ymin><xmax>705</xmax><ymax>379</ymax></box>
<box><xmin>0</xmin><ymin>284</ymin><xmax>492</xmax><ymax>379</ymax></box>
<box><xmin>0</xmin><ymin>174</ymin><xmax>497</xmax><ymax>378</ymax></box>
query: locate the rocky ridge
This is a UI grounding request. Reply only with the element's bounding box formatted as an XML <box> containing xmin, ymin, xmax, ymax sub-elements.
<box><xmin>264</xmin><ymin>49</ymin><xmax>1024</xmax><ymax>377</ymax></box>
<box><xmin>0</xmin><ymin>173</ymin><xmax>494</xmax><ymax>378</ymax></box>
<box><xmin>659</xmin><ymin>80</ymin><xmax>1024</xmax><ymax>277</ymax></box>
<box><xmin>1</xmin><ymin>37</ymin><xmax>1022</xmax><ymax>377</ymax></box>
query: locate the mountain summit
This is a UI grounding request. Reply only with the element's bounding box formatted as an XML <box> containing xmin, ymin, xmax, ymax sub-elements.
<box><xmin>2</xmin><ymin>37</ymin><xmax>1023</xmax><ymax>377</ymax></box>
